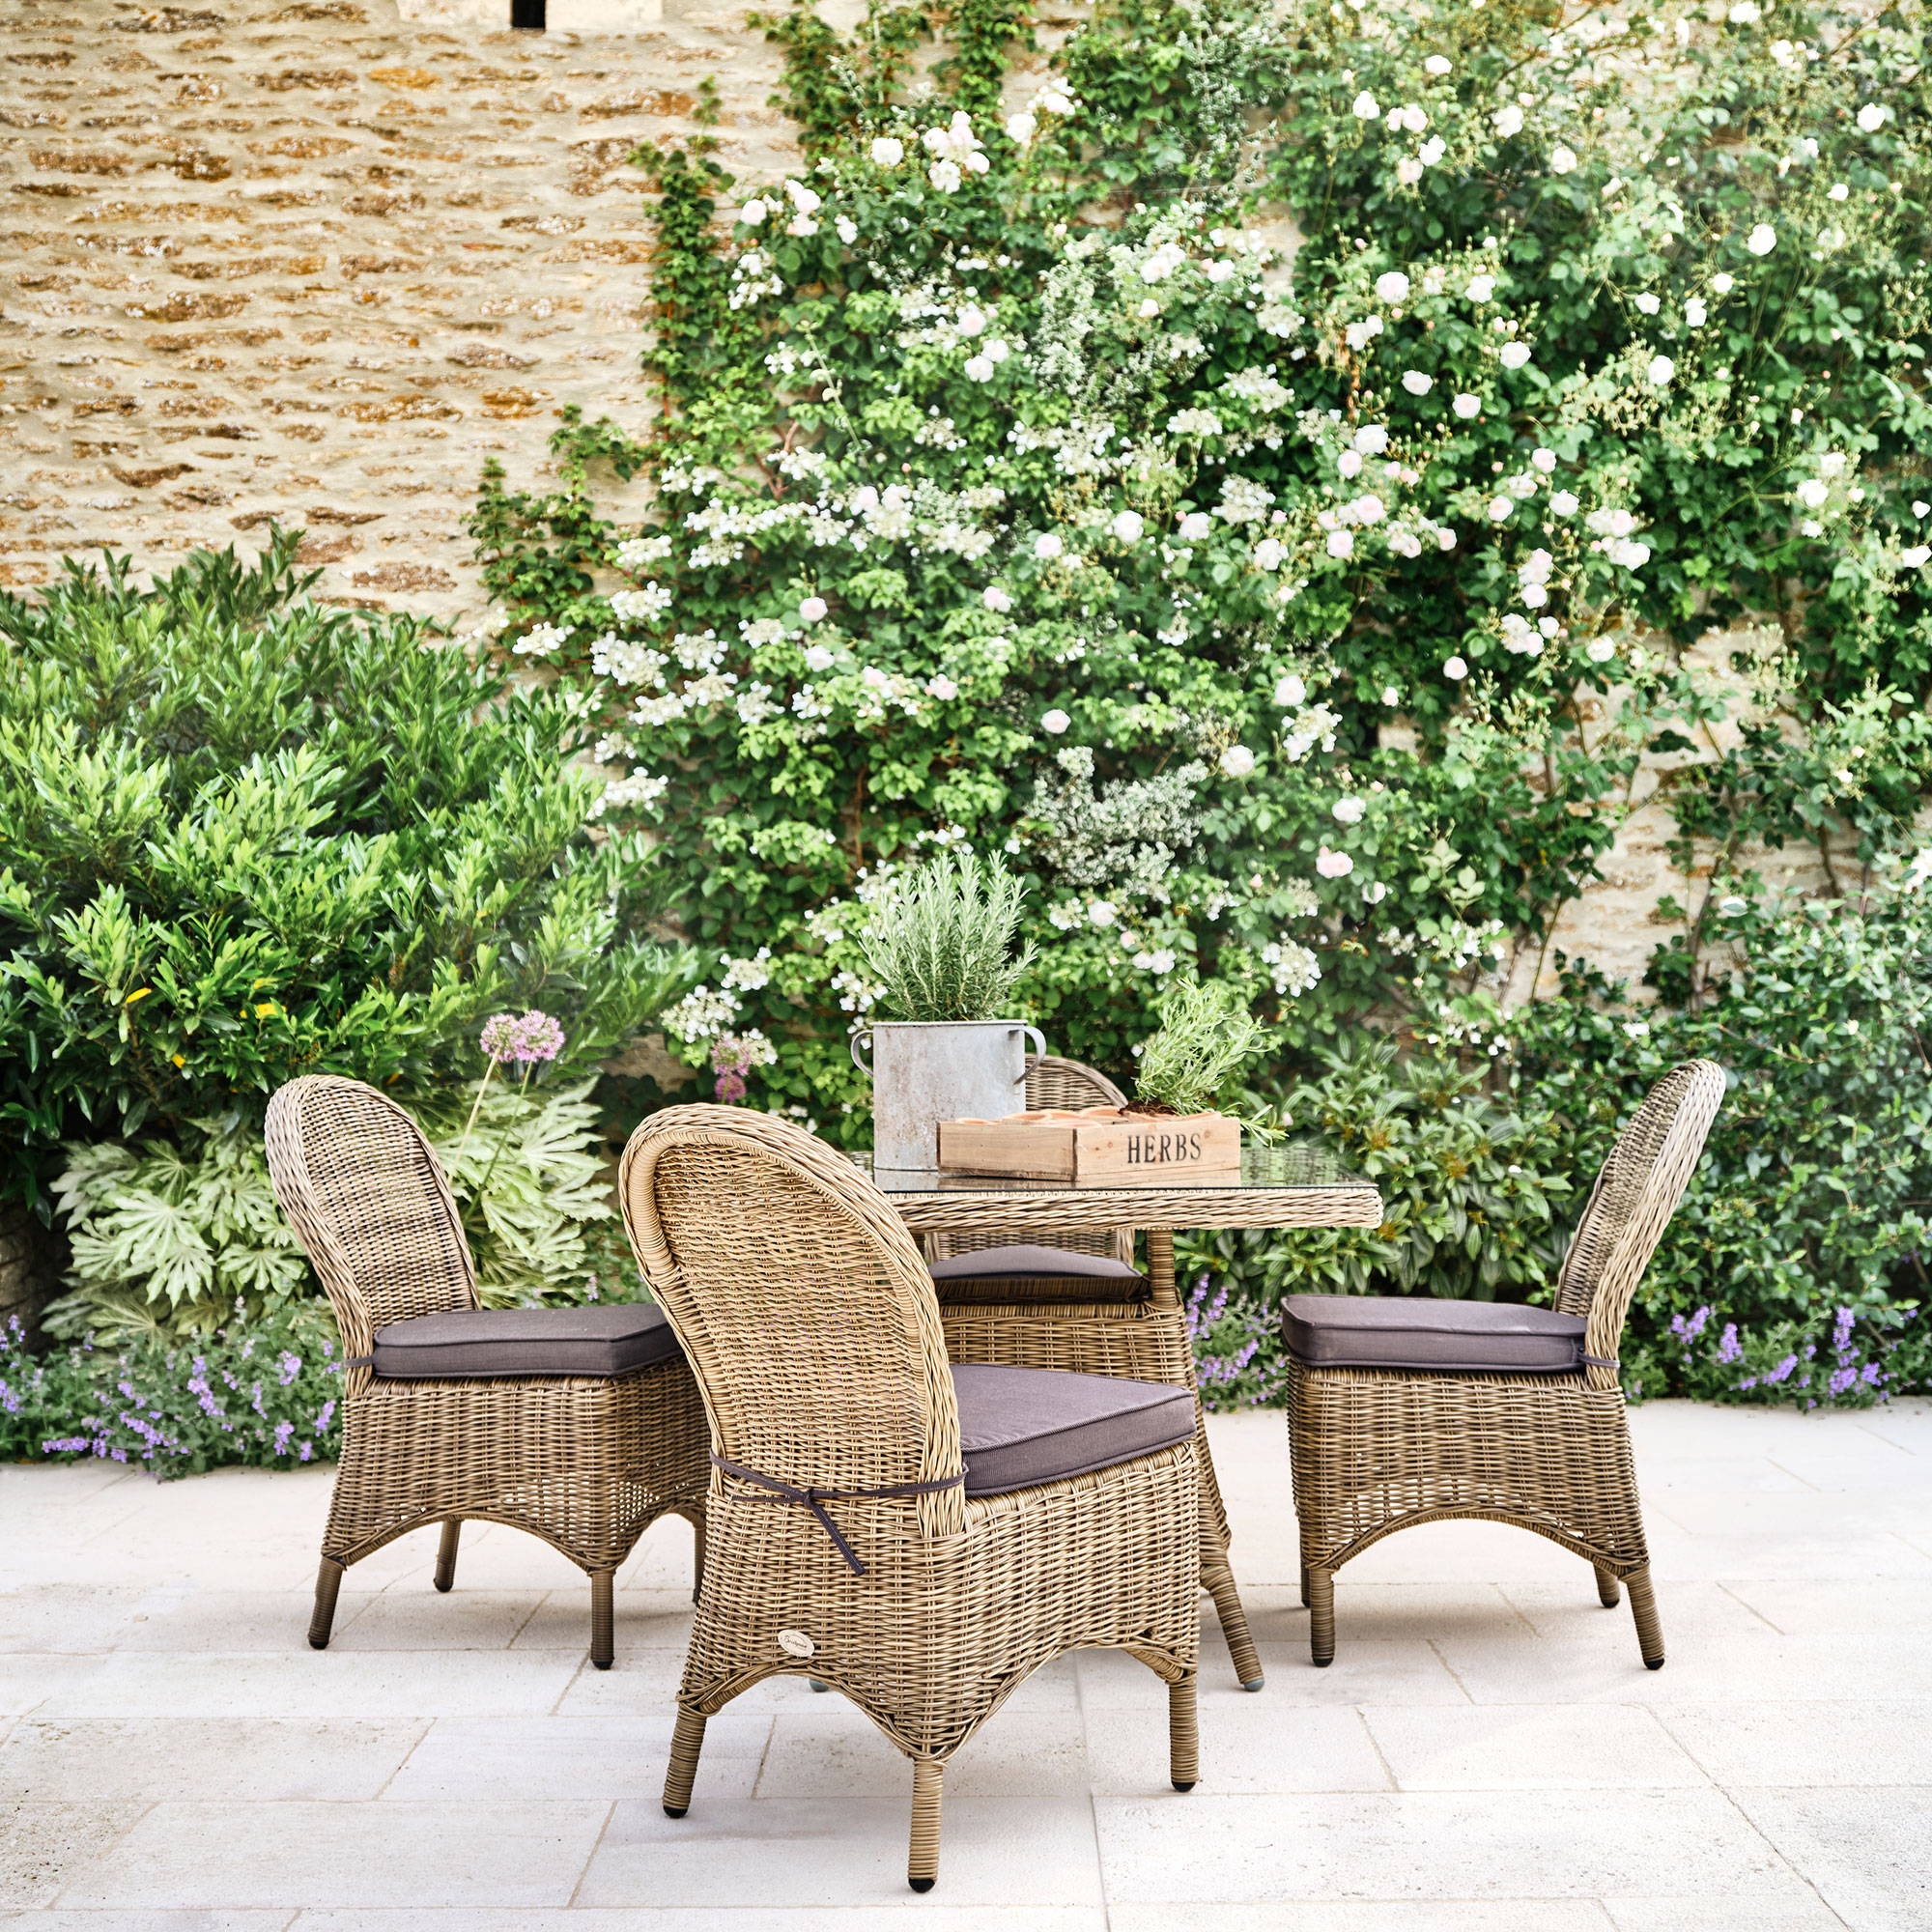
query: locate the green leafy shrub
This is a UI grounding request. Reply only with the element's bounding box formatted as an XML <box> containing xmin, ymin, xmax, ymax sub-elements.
<box><xmin>0</xmin><ymin>536</ymin><xmax>688</xmax><ymax>1204</ymax></box>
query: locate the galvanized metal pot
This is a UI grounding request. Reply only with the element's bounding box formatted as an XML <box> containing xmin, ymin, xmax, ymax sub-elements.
<box><xmin>851</xmin><ymin>1020</ymin><xmax>1046</xmax><ymax>1172</ymax></box>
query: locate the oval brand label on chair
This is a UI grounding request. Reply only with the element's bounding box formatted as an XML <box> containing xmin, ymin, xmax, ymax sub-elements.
<box><xmin>776</xmin><ymin>1628</ymin><xmax>815</xmax><ymax>1659</ymax></box>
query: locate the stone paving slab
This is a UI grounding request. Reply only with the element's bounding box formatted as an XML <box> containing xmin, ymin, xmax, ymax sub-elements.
<box><xmin>0</xmin><ymin>1399</ymin><xmax>1927</xmax><ymax>1926</ymax></box>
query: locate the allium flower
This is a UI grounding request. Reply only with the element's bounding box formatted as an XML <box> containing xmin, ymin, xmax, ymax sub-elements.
<box><xmin>480</xmin><ymin>1010</ymin><xmax>566</xmax><ymax>1065</ymax></box>
<box><xmin>869</xmin><ymin>135</ymin><xmax>904</xmax><ymax>166</ymax></box>
<box><xmin>1041</xmin><ymin>709</ymin><xmax>1071</xmax><ymax>735</ymax></box>
<box><xmin>1746</xmin><ymin>222</ymin><xmax>1777</xmax><ymax>256</ymax></box>
<box><xmin>799</xmin><ymin>595</ymin><xmax>828</xmax><ymax>622</ymax></box>
<box><xmin>1647</xmin><ymin>355</ymin><xmax>1676</xmax><ymax>385</ymax></box>
<box><xmin>1550</xmin><ymin>145</ymin><xmax>1577</xmax><ymax>174</ymax></box>
<box><xmin>1452</xmin><ymin>393</ymin><xmax>1481</xmax><ymax>418</ymax></box>
<box><xmin>1499</xmin><ymin>341</ymin><xmax>1531</xmax><ymax>370</ymax></box>
<box><xmin>1375</xmin><ymin>270</ymin><xmax>1410</xmax><ymax>303</ymax></box>
<box><xmin>1315</xmin><ymin>846</ymin><xmax>1355</xmax><ymax>878</ymax></box>
<box><xmin>1352</xmin><ymin>91</ymin><xmax>1380</xmax><ymax>120</ymax></box>
<box><xmin>1402</xmin><ymin>370</ymin><xmax>1433</xmax><ymax>395</ymax></box>
<box><xmin>1443</xmin><ymin>655</ymin><xmax>1469</xmax><ymax>680</ymax></box>
<box><xmin>1220</xmin><ymin>745</ymin><xmax>1257</xmax><ymax>778</ymax></box>
<box><xmin>1111</xmin><ymin>509</ymin><xmax>1146</xmax><ymax>544</ymax></box>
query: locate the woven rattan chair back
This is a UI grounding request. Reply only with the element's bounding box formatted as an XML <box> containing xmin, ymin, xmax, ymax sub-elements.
<box><xmin>621</xmin><ymin>1103</ymin><xmax>965</xmax><ymax>1538</ymax></box>
<box><xmin>1551</xmin><ymin>1059</ymin><xmax>1726</xmax><ymax>1378</ymax></box>
<box><xmin>926</xmin><ymin>1055</ymin><xmax>1132</xmax><ymax>1266</ymax></box>
<box><xmin>265</xmin><ymin>1075</ymin><xmax>477</xmax><ymax>1377</ymax></box>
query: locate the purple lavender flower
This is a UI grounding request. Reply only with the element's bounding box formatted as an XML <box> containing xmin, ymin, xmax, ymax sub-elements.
<box><xmin>1717</xmin><ymin>1322</ymin><xmax>1742</xmax><ymax>1365</ymax></box>
<box><xmin>277</xmin><ymin>1351</ymin><xmax>301</xmax><ymax>1386</ymax></box>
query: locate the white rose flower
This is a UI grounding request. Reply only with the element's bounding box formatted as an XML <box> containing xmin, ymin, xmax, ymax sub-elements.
<box><xmin>983</xmin><ymin>338</ymin><xmax>1009</xmax><ymax>363</ymax></box>
<box><xmin>1403</xmin><ymin>370</ymin><xmax>1434</xmax><ymax>395</ymax></box>
<box><xmin>1684</xmin><ymin>297</ymin><xmax>1708</xmax><ymax>326</ymax></box>
<box><xmin>1488</xmin><ymin>496</ymin><xmax>1514</xmax><ymax>522</ymax></box>
<box><xmin>1425</xmin><ymin>53</ymin><xmax>1452</xmax><ymax>73</ymax></box>
<box><xmin>1179</xmin><ymin>512</ymin><xmax>1213</xmax><ymax>542</ymax></box>
<box><xmin>1857</xmin><ymin>103</ymin><xmax>1889</xmax><ymax>132</ymax></box>
<box><xmin>1585</xmin><ymin>637</ymin><xmax>1617</xmax><ymax>663</ymax></box>
<box><xmin>1040</xmin><ymin>709</ymin><xmax>1070</xmax><ymax>735</ymax></box>
<box><xmin>1550</xmin><ymin>145</ymin><xmax>1577</xmax><ymax>175</ymax></box>
<box><xmin>955</xmin><ymin>304</ymin><xmax>987</xmax><ymax>337</ymax></box>
<box><xmin>1005</xmin><ymin>111</ymin><xmax>1037</xmax><ymax>145</ymax></box>
<box><xmin>1443</xmin><ymin>655</ymin><xmax>1469</xmax><ymax>680</ymax></box>
<box><xmin>964</xmin><ymin>355</ymin><xmax>994</xmax><ymax>382</ymax></box>
<box><xmin>1375</xmin><ymin>270</ymin><xmax>1410</xmax><ymax>303</ymax></box>
<box><xmin>981</xmin><ymin>585</ymin><xmax>1012</xmax><ymax>611</ymax></box>
<box><xmin>1521</xmin><ymin>583</ymin><xmax>1548</xmax><ymax>609</ymax></box>
<box><xmin>1531</xmin><ymin>447</ymin><xmax>1557</xmax><ymax>473</ymax></box>
<box><xmin>1088</xmin><ymin>899</ymin><xmax>1117</xmax><ymax>926</ymax></box>
<box><xmin>1352</xmin><ymin>91</ymin><xmax>1380</xmax><ymax>120</ymax></box>
<box><xmin>963</xmin><ymin>150</ymin><xmax>990</xmax><ymax>175</ymax></box>
<box><xmin>1794</xmin><ymin>478</ymin><xmax>1830</xmax><ymax>509</ymax></box>
<box><xmin>1634</xmin><ymin>292</ymin><xmax>1661</xmax><ymax>315</ymax></box>
<box><xmin>1465</xmin><ymin>273</ymin><xmax>1496</xmax><ymax>302</ymax></box>
<box><xmin>869</xmin><ymin>136</ymin><xmax>904</xmax><ymax>166</ymax></box>
<box><xmin>1826</xmin><ymin>182</ymin><xmax>1850</xmax><ymax>202</ymax></box>
<box><xmin>1381</xmin><ymin>683</ymin><xmax>1402</xmax><ymax>706</ymax></box>
<box><xmin>739</xmin><ymin>198</ymin><xmax>769</xmax><ymax>225</ymax></box>
<box><xmin>1499</xmin><ymin>341</ymin><xmax>1531</xmax><ymax>370</ymax></box>
<box><xmin>1647</xmin><ymin>355</ymin><xmax>1676</xmax><ymax>385</ymax></box>
<box><xmin>1034</xmin><ymin>532</ymin><xmax>1064</xmax><ymax>559</ymax></box>
<box><xmin>1452</xmin><ymin>393</ymin><xmax>1481</xmax><ymax>418</ymax></box>
<box><xmin>1274</xmin><ymin>673</ymin><xmax>1307</xmax><ymax>707</ymax></box>
<box><xmin>1037</xmin><ymin>87</ymin><xmax>1075</xmax><ymax>115</ymax></box>
<box><xmin>803</xmin><ymin>644</ymin><xmax>836</xmax><ymax>672</ymax></box>
<box><xmin>1111</xmin><ymin>509</ymin><xmax>1146</xmax><ymax>544</ymax></box>
<box><xmin>835</xmin><ymin>214</ymin><xmax>859</xmax><ymax>244</ymax></box>
<box><xmin>1325</xmin><ymin>528</ymin><xmax>1355</xmax><ymax>558</ymax></box>
<box><xmin>1914</xmin><ymin>501</ymin><xmax>1931</xmax><ymax>518</ymax></box>
<box><xmin>1220</xmin><ymin>745</ymin><xmax>1257</xmax><ymax>778</ymax></box>
<box><xmin>926</xmin><ymin>673</ymin><xmax>958</xmax><ymax>699</ymax></box>
<box><xmin>1332</xmin><ymin>796</ymin><xmax>1366</xmax><ymax>824</ymax></box>
<box><xmin>1315</xmin><ymin>846</ymin><xmax>1355</xmax><ymax>878</ymax></box>
<box><xmin>1747</xmin><ymin>222</ymin><xmax>1777</xmax><ymax>256</ymax></box>
<box><xmin>1728</xmin><ymin>1</ymin><xmax>1761</xmax><ymax>20</ymax></box>
<box><xmin>1354</xmin><ymin>424</ymin><xmax>1389</xmax><ymax>455</ymax></box>
<box><xmin>1492</xmin><ymin>104</ymin><xmax>1523</xmax><ymax>137</ymax></box>
<box><xmin>798</xmin><ymin>595</ymin><xmax>828</xmax><ymax>623</ymax></box>
<box><xmin>1902</xmin><ymin>546</ymin><xmax>1931</xmax><ymax>568</ymax></box>
<box><xmin>1348</xmin><ymin>493</ymin><xmax>1386</xmax><ymax>524</ymax></box>
<box><xmin>1252</xmin><ymin>537</ymin><xmax>1287</xmax><ymax>571</ymax></box>
<box><xmin>1550</xmin><ymin>490</ymin><xmax>1580</xmax><ymax>516</ymax></box>
<box><xmin>1338</xmin><ymin>449</ymin><xmax>1365</xmax><ymax>478</ymax></box>
<box><xmin>1396</xmin><ymin>157</ymin><xmax>1424</xmax><ymax>187</ymax></box>
<box><xmin>929</xmin><ymin>158</ymin><xmax>963</xmax><ymax>192</ymax></box>
<box><xmin>1419</xmin><ymin>136</ymin><xmax>1445</xmax><ymax>165</ymax></box>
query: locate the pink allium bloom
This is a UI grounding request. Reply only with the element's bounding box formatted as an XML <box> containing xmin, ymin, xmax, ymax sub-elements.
<box><xmin>480</xmin><ymin>1009</ymin><xmax>567</xmax><ymax>1065</ymax></box>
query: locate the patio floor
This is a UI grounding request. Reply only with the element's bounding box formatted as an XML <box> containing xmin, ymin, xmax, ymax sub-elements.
<box><xmin>2</xmin><ymin>1399</ymin><xmax>1929</xmax><ymax>1930</ymax></box>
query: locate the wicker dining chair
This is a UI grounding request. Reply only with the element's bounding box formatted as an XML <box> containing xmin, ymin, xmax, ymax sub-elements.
<box><xmin>926</xmin><ymin>1055</ymin><xmax>1265</xmax><ymax>1691</ymax></box>
<box><xmin>1283</xmin><ymin>1059</ymin><xmax>1725</xmax><ymax>1671</ymax></box>
<box><xmin>619</xmin><ymin>1103</ymin><xmax>1201</xmax><ymax>1893</ymax></box>
<box><xmin>264</xmin><ymin>1076</ymin><xmax>708</xmax><ymax>1668</ymax></box>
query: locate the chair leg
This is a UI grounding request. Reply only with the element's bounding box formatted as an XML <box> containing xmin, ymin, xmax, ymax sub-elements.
<box><xmin>908</xmin><ymin>1757</ymin><xmax>944</xmax><ymax>1892</ymax></box>
<box><xmin>1594</xmin><ymin>1563</ymin><xmax>1621</xmax><ymax>1608</ymax></box>
<box><xmin>690</xmin><ymin>1514</ymin><xmax>705</xmax><ymax>1606</ymax></box>
<box><xmin>1168</xmin><ymin>1672</ymin><xmax>1199</xmax><ymax>1792</ymax></box>
<box><xmin>1626</xmin><ymin>1565</ymin><xmax>1665</xmax><ymax>1669</ymax></box>
<box><xmin>1300</xmin><ymin>1562</ymin><xmax>1312</xmax><ymax>1609</ymax></box>
<box><xmin>663</xmin><ymin>1706</ymin><xmax>706</xmax><ymax>1817</ymax></box>
<box><xmin>589</xmin><ymin>1568</ymin><xmax>615</xmax><ymax>1671</ymax></box>
<box><xmin>308</xmin><ymin>1556</ymin><xmax>345</xmax><ymax>1651</ymax></box>
<box><xmin>1204</xmin><ymin>1553</ymin><xmax>1264</xmax><ymax>1690</ymax></box>
<box><xmin>1306</xmin><ymin>1566</ymin><xmax>1335</xmax><ymax>1667</ymax></box>
<box><xmin>434</xmin><ymin>1520</ymin><xmax>462</xmax><ymax>1594</ymax></box>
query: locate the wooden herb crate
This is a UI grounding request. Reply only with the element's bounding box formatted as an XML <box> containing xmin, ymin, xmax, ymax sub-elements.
<box><xmin>936</xmin><ymin>1107</ymin><xmax>1241</xmax><ymax>1183</ymax></box>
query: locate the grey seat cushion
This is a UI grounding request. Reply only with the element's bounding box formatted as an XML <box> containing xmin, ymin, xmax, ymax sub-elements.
<box><xmin>929</xmin><ymin>1243</ymin><xmax>1142</xmax><ymax>1283</ymax></box>
<box><xmin>952</xmin><ymin>1363</ymin><xmax>1195</xmax><ymax>1495</ymax></box>
<box><xmin>371</xmin><ymin>1303</ymin><xmax>682</xmax><ymax>1379</ymax></box>
<box><xmin>1280</xmin><ymin>1293</ymin><xmax>1586</xmax><ymax>1374</ymax></box>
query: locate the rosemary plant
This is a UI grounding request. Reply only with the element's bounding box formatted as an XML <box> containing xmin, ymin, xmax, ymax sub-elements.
<box><xmin>860</xmin><ymin>852</ymin><xmax>1036</xmax><ymax>1023</ymax></box>
<box><xmin>1132</xmin><ymin>979</ymin><xmax>1273</xmax><ymax>1121</ymax></box>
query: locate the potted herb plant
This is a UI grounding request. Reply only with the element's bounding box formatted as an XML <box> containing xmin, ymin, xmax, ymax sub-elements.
<box><xmin>853</xmin><ymin>852</ymin><xmax>1043</xmax><ymax>1170</ymax></box>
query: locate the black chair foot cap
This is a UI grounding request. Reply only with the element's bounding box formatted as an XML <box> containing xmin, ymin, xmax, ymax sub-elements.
<box><xmin>592</xmin><ymin>1659</ymin><xmax>612</xmax><ymax>1671</ymax></box>
<box><xmin>908</xmin><ymin>1878</ymin><xmax>934</xmax><ymax>1893</ymax></box>
<box><xmin>433</xmin><ymin>1580</ymin><xmax>453</xmax><ymax>1594</ymax></box>
<box><xmin>1239</xmin><ymin>1675</ymin><xmax>1264</xmax><ymax>1692</ymax></box>
<box><xmin>1311</xmin><ymin>1657</ymin><xmax>1332</xmax><ymax>1668</ymax></box>
<box><xmin>1172</xmin><ymin>1779</ymin><xmax>1196</xmax><ymax>1792</ymax></box>
<box><xmin>663</xmin><ymin>1804</ymin><xmax>687</xmax><ymax>1818</ymax></box>
<box><xmin>1645</xmin><ymin>1658</ymin><xmax>1665</xmax><ymax>1671</ymax></box>
<box><xmin>808</xmin><ymin>1678</ymin><xmax>830</xmax><ymax>1692</ymax></box>
<box><xmin>307</xmin><ymin>1637</ymin><xmax>329</xmax><ymax>1651</ymax></box>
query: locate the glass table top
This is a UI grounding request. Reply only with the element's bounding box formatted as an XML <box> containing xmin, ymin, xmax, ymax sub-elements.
<box><xmin>855</xmin><ymin>1143</ymin><xmax>1370</xmax><ymax>1195</ymax></box>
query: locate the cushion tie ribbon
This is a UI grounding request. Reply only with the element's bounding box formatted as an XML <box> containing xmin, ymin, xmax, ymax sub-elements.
<box><xmin>709</xmin><ymin>1454</ymin><xmax>965</xmax><ymax>1576</ymax></box>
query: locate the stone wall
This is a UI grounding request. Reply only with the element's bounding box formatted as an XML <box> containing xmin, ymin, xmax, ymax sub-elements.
<box><xmin>1</xmin><ymin>2</ymin><xmax>1842</xmax><ymax>994</ymax></box>
<box><xmin>2</xmin><ymin>0</ymin><xmax>794</xmax><ymax>619</ymax></box>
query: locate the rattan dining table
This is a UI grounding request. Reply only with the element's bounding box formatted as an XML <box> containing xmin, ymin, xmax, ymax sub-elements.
<box><xmin>858</xmin><ymin>1145</ymin><xmax>1383</xmax><ymax>1690</ymax></box>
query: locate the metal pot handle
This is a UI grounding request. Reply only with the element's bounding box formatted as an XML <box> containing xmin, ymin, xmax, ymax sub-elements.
<box><xmin>1015</xmin><ymin>1025</ymin><xmax>1047</xmax><ymax>1084</ymax></box>
<box><xmin>849</xmin><ymin>1029</ymin><xmax>873</xmax><ymax>1079</ymax></box>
